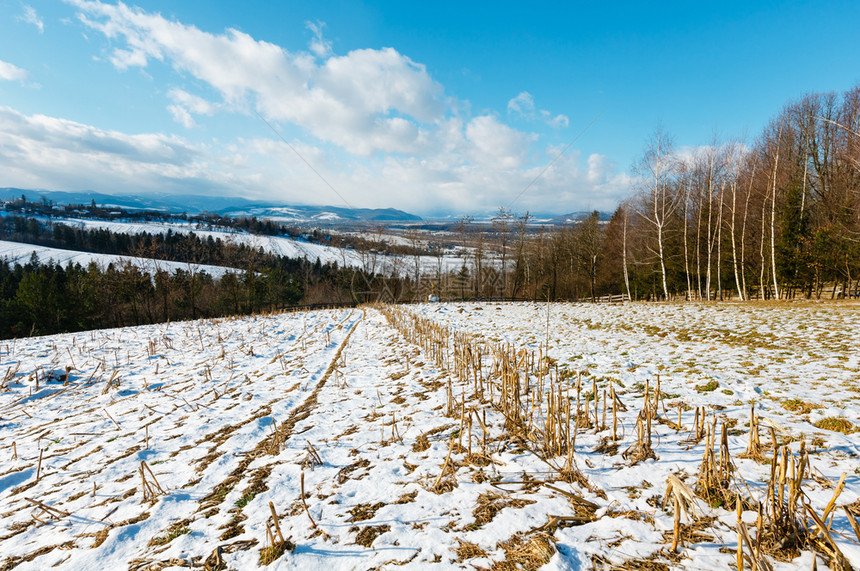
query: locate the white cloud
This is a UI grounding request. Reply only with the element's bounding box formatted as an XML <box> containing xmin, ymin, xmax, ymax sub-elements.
<box><xmin>0</xmin><ymin>105</ymin><xmax>630</xmax><ymax>215</ymax></box>
<box><xmin>19</xmin><ymin>5</ymin><xmax>44</xmax><ymax>33</ymax></box>
<box><xmin>306</xmin><ymin>21</ymin><xmax>332</xmax><ymax>58</ymax></box>
<box><xmin>0</xmin><ymin>106</ymin><xmax>216</xmax><ymax>193</ymax></box>
<box><xmin>464</xmin><ymin>115</ymin><xmax>531</xmax><ymax>169</ymax></box>
<box><xmin>0</xmin><ymin>60</ymin><xmax>27</xmax><ymax>82</ymax></box>
<box><xmin>507</xmin><ymin>92</ymin><xmax>535</xmax><ymax>116</ymax></box>
<box><xmin>31</xmin><ymin>1</ymin><xmax>633</xmax><ymax>214</ymax></box>
<box><xmin>507</xmin><ymin>91</ymin><xmax>569</xmax><ymax>129</ymax></box>
<box><xmin>587</xmin><ymin>153</ymin><xmax>612</xmax><ymax>182</ymax></box>
<box><xmin>167</xmin><ymin>105</ymin><xmax>195</xmax><ymax>128</ymax></box>
<box><xmin>70</xmin><ymin>0</ymin><xmax>444</xmax><ymax>156</ymax></box>
<box><xmin>541</xmin><ymin>110</ymin><xmax>569</xmax><ymax>129</ymax></box>
<box><xmin>167</xmin><ymin>88</ymin><xmax>222</xmax><ymax>127</ymax></box>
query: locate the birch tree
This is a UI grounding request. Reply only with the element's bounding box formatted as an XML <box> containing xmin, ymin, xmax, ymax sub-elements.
<box><xmin>633</xmin><ymin>127</ymin><xmax>679</xmax><ymax>300</ymax></box>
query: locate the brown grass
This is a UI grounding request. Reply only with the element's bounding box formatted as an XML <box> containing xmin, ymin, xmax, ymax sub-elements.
<box><xmin>453</xmin><ymin>538</ymin><xmax>488</xmax><ymax>562</ymax></box>
<box><xmin>491</xmin><ymin>531</ymin><xmax>555</xmax><ymax>571</ymax></box>
<box><xmin>591</xmin><ymin>553</ymin><xmax>672</xmax><ymax>570</ymax></box>
<box><xmin>695</xmin><ymin>380</ymin><xmax>719</xmax><ymax>393</ymax></box>
<box><xmin>353</xmin><ymin>524</ymin><xmax>390</xmax><ymax>547</ymax></box>
<box><xmin>781</xmin><ymin>399</ymin><xmax>822</xmax><ymax>414</ymax></box>
<box><xmin>258</xmin><ymin>538</ymin><xmax>295</xmax><ymax>565</ymax></box>
<box><xmin>813</xmin><ymin>417</ymin><xmax>856</xmax><ymax>433</ymax></box>
<box><xmin>336</xmin><ymin>458</ymin><xmax>371</xmax><ymax>484</ymax></box>
<box><xmin>347</xmin><ymin>502</ymin><xmax>385</xmax><ymax>523</ymax></box>
<box><xmin>395</xmin><ymin>490</ymin><xmax>418</xmax><ymax>504</ymax></box>
<box><xmin>92</xmin><ymin>528</ymin><xmax>109</xmax><ymax>549</ymax></box>
<box><xmin>147</xmin><ymin>519</ymin><xmax>191</xmax><ymax>547</ymax></box>
<box><xmin>470</xmin><ymin>492</ymin><xmax>536</xmax><ymax>529</ymax></box>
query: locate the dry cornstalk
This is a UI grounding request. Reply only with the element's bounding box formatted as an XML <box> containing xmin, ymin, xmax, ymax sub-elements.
<box><xmin>304</xmin><ymin>441</ymin><xmax>323</xmax><ymax>467</ymax></box>
<box><xmin>665</xmin><ymin>474</ymin><xmax>697</xmax><ymax>523</ymax></box>
<box><xmin>431</xmin><ymin>436</ymin><xmax>456</xmax><ymax>492</ymax></box>
<box><xmin>804</xmin><ymin>499</ymin><xmax>849</xmax><ymax>568</ymax></box>
<box><xmin>623</xmin><ymin>409</ymin><xmax>656</xmax><ymax>464</ymax></box>
<box><xmin>736</xmin><ymin>519</ymin><xmax>775</xmax><ymax>571</ymax></box>
<box><xmin>139</xmin><ymin>460</ymin><xmax>165</xmax><ymax>501</ymax></box>
<box><xmin>741</xmin><ymin>403</ymin><xmax>764</xmax><ymax>460</ymax></box>
<box><xmin>104</xmin><ymin>409</ymin><xmax>121</xmax><ymax>430</ymax></box>
<box><xmin>671</xmin><ymin>494</ymin><xmax>682</xmax><ymax>552</ymax></box>
<box><xmin>269</xmin><ymin>501</ymin><xmax>286</xmax><ymax>541</ymax></box>
<box><xmin>820</xmin><ymin>472</ymin><xmax>846</xmax><ymax>525</ymax></box>
<box><xmin>843</xmin><ymin>507</ymin><xmax>860</xmax><ymax>543</ymax></box>
<box><xmin>612</xmin><ymin>387</ymin><xmax>618</xmax><ymax>441</ymax></box>
<box><xmin>25</xmin><ymin>497</ymin><xmax>69</xmax><ymax>520</ymax></box>
<box><xmin>737</xmin><ymin>497</ymin><xmax>744</xmax><ymax>571</ymax></box>
<box><xmin>300</xmin><ymin>472</ymin><xmax>316</xmax><ymax>528</ymax></box>
<box><xmin>601</xmin><ymin>388</ymin><xmax>607</xmax><ymax>432</ymax></box>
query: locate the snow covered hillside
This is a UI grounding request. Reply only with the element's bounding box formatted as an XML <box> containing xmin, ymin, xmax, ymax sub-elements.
<box><xmin>0</xmin><ymin>240</ymin><xmax>237</xmax><ymax>277</ymax></box>
<box><xmin>44</xmin><ymin>218</ymin><xmax>458</xmax><ymax>276</ymax></box>
<box><xmin>0</xmin><ymin>302</ymin><xmax>858</xmax><ymax>570</ymax></box>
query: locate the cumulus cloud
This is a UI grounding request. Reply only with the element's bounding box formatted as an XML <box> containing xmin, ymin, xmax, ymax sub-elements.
<box><xmin>507</xmin><ymin>91</ymin><xmax>569</xmax><ymax>128</ymax></box>
<box><xmin>167</xmin><ymin>105</ymin><xmax>194</xmax><ymax>128</ymax></box>
<box><xmin>306</xmin><ymin>20</ymin><xmax>332</xmax><ymax>58</ymax></box>
<box><xmin>507</xmin><ymin>92</ymin><xmax>535</xmax><ymax>116</ymax></box>
<box><xmin>0</xmin><ymin>104</ymin><xmax>629</xmax><ymax>215</ymax></box>
<box><xmin>0</xmin><ymin>60</ymin><xmax>27</xmax><ymax>82</ymax></box>
<box><xmin>69</xmin><ymin>0</ymin><xmax>444</xmax><ymax>156</ymax></box>
<box><xmin>541</xmin><ymin>110</ymin><xmax>569</xmax><ymax>129</ymax></box>
<box><xmin>464</xmin><ymin>115</ymin><xmax>531</xmax><ymax>169</ymax></box>
<box><xmin>167</xmin><ymin>88</ymin><xmax>222</xmax><ymax>127</ymax></box>
<box><xmin>0</xmin><ymin>106</ymin><xmax>214</xmax><ymax>193</ymax></box>
<box><xmin>19</xmin><ymin>5</ymin><xmax>44</xmax><ymax>33</ymax></box>
<box><xmin>24</xmin><ymin>1</ymin><xmax>633</xmax><ymax>214</ymax></box>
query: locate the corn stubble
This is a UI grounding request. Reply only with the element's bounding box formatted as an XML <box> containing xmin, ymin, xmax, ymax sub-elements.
<box><xmin>380</xmin><ymin>304</ymin><xmax>859</xmax><ymax>570</ymax></box>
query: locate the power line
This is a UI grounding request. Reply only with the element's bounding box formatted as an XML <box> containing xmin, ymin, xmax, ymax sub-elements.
<box><xmin>507</xmin><ymin>110</ymin><xmax>604</xmax><ymax>210</ymax></box>
<box><xmin>256</xmin><ymin>111</ymin><xmax>359</xmax><ymax>213</ymax></box>
<box><xmin>259</xmin><ymin>107</ymin><xmax>603</xmax><ymax>217</ymax></box>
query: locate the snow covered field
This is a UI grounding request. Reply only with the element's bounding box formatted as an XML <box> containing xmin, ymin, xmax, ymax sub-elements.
<box><xmin>1</xmin><ymin>302</ymin><xmax>858</xmax><ymax>570</ymax></box>
<box><xmin>0</xmin><ymin>240</ymin><xmax>237</xmax><ymax>278</ymax></box>
<box><xmin>43</xmin><ymin>218</ymin><xmax>461</xmax><ymax>276</ymax></box>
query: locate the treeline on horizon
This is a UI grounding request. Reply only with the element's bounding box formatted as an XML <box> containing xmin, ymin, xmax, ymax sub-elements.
<box><xmin>0</xmin><ymin>217</ymin><xmax>370</xmax><ymax>338</ymax></box>
<box><xmin>0</xmin><ymin>210</ymin><xmax>445</xmax><ymax>338</ymax></box>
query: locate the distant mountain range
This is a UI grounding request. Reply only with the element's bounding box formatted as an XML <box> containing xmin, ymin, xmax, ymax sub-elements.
<box><xmin>1</xmin><ymin>188</ymin><xmax>611</xmax><ymax>225</ymax></box>
<box><xmin>0</xmin><ymin>188</ymin><xmax>422</xmax><ymax>223</ymax></box>
<box><xmin>547</xmin><ymin>211</ymin><xmax>613</xmax><ymax>224</ymax></box>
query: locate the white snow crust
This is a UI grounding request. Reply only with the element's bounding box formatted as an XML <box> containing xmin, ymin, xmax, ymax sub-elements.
<box><xmin>0</xmin><ymin>301</ymin><xmax>858</xmax><ymax>569</ymax></box>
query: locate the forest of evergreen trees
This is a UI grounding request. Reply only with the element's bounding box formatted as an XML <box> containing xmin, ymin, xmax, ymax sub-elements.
<box><xmin>0</xmin><ymin>214</ymin><xmax>366</xmax><ymax>338</ymax></box>
<box><xmin>0</xmin><ymin>251</ymin><xmax>336</xmax><ymax>339</ymax></box>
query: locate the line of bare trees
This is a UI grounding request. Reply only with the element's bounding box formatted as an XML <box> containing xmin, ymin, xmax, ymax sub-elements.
<box><xmin>479</xmin><ymin>84</ymin><xmax>860</xmax><ymax>302</ymax></box>
<box><xmin>620</xmin><ymin>86</ymin><xmax>859</xmax><ymax>300</ymax></box>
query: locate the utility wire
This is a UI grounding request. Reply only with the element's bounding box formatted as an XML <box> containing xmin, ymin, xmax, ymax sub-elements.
<box><xmin>256</xmin><ymin>111</ymin><xmax>359</xmax><ymax>213</ymax></box>
<box><xmin>258</xmin><ymin>107</ymin><xmax>603</xmax><ymax>216</ymax></box>
<box><xmin>507</xmin><ymin>110</ymin><xmax>604</xmax><ymax>210</ymax></box>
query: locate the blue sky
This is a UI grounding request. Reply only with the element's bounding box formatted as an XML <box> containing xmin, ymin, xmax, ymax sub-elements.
<box><xmin>1</xmin><ymin>1</ymin><xmax>858</xmax><ymax>216</ymax></box>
